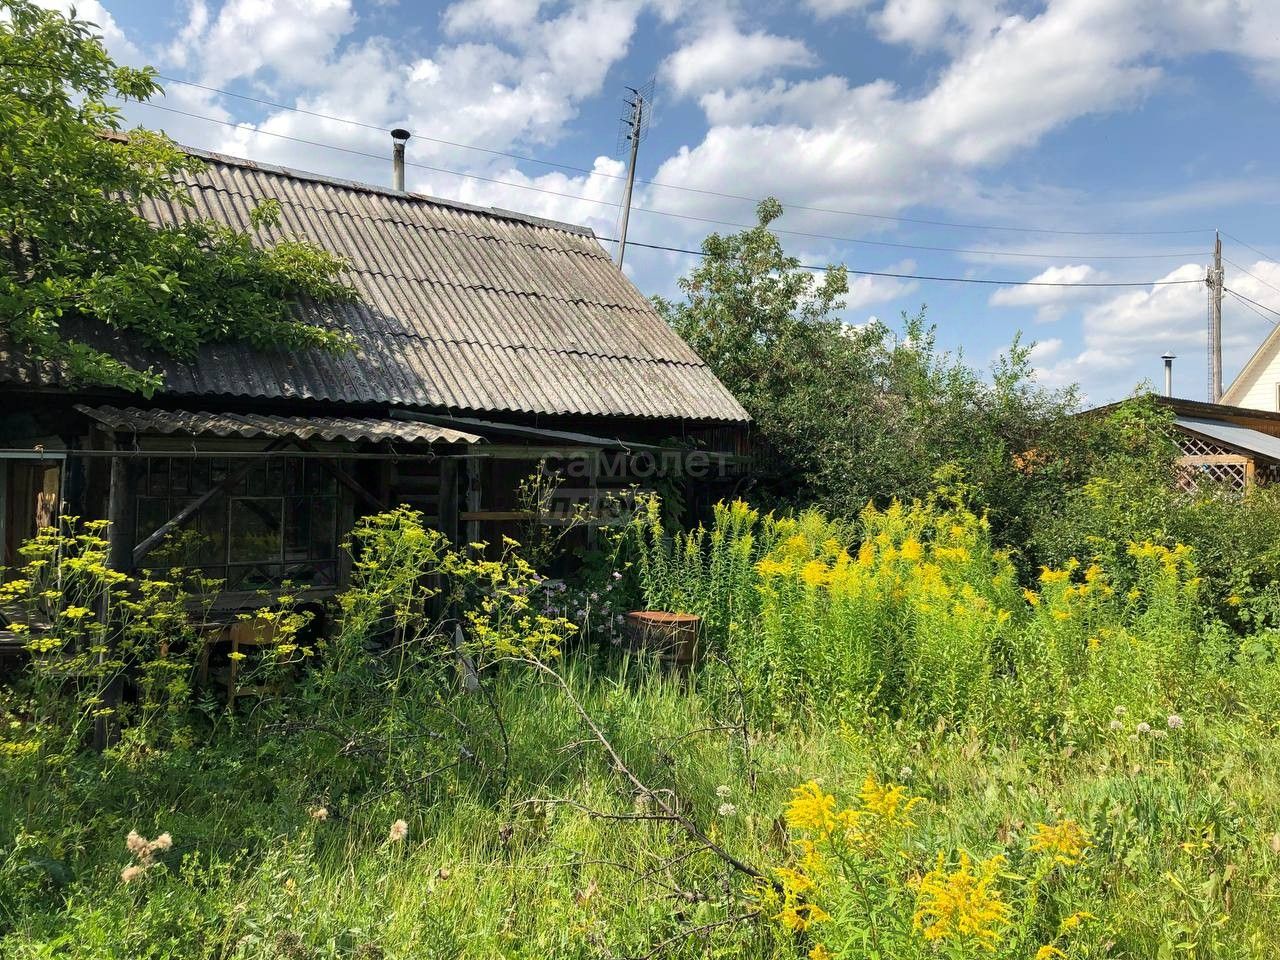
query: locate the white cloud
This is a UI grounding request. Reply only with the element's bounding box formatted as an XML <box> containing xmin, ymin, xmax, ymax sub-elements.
<box><xmin>33</xmin><ymin>0</ymin><xmax>141</xmax><ymax>62</ymax></box>
<box><xmin>443</xmin><ymin>0</ymin><xmax>545</xmax><ymax>36</ymax></box>
<box><xmin>990</xmin><ymin>264</ymin><xmax>1104</xmax><ymax>323</ymax></box>
<box><xmin>664</xmin><ymin>22</ymin><xmax>816</xmax><ymax>96</ymax></box>
<box><xmin>192</xmin><ymin>0</ymin><xmax>357</xmax><ymax>86</ymax></box>
<box><xmin>873</xmin><ymin>0</ymin><xmax>1008</xmax><ymax>51</ymax></box>
<box><xmin>805</xmin><ymin>0</ymin><xmax>872</xmax><ymax>19</ymax></box>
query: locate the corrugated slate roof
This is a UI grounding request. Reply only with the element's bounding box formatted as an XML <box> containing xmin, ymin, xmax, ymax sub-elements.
<box><xmin>76</xmin><ymin>405</ymin><xmax>482</xmax><ymax>445</ymax></box>
<box><xmin>0</xmin><ymin>144</ymin><xmax>749</xmax><ymax>424</ymax></box>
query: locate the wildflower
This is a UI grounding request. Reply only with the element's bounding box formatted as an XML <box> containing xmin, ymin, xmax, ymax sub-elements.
<box><xmin>1136</xmin><ymin>722</ymin><xmax>1151</xmax><ymax>735</ymax></box>
<box><xmin>718</xmin><ymin>802</ymin><xmax>737</xmax><ymax>818</ymax></box>
<box><xmin>1035</xmin><ymin>946</ymin><xmax>1066</xmax><ymax>960</ymax></box>
<box><xmin>899</xmin><ymin>765</ymin><xmax>912</xmax><ymax>780</ymax></box>
<box><xmin>126</xmin><ymin>830</ymin><xmax>150</xmax><ymax>860</ymax></box>
<box><xmin>612</xmin><ymin>571</ymin><xmax>622</xmax><ymax>580</ymax></box>
<box><xmin>859</xmin><ymin>772</ymin><xmax>922</xmax><ymax>830</ymax></box>
<box><xmin>310</xmin><ymin>807</ymin><xmax>329</xmax><ymax>822</ymax></box>
<box><xmin>1029</xmin><ymin>820</ymin><xmax>1090</xmax><ymax>866</ymax></box>
<box><xmin>1108</xmin><ymin>719</ymin><xmax>1123</xmax><ymax>732</ymax></box>
<box><xmin>1113</xmin><ymin>706</ymin><xmax>1127</xmax><ymax>717</ymax></box>
<box><xmin>808</xmin><ymin>945</ymin><xmax>834</xmax><ymax>960</ymax></box>
<box><xmin>388</xmin><ymin>819</ymin><xmax>409</xmax><ymax>843</ymax></box>
<box><xmin>776</xmin><ymin>899</ymin><xmax>831</xmax><ymax>933</ymax></box>
<box><xmin>774</xmin><ymin>866</ymin><xmax>814</xmax><ymax>895</ymax></box>
<box><xmin>1167</xmin><ymin>714</ymin><xmax>1184</xmax><ymax>730</ymax></box>
<box><xmin>1059</xmin><ymin>910</ymin><xmax>1094</xmax><ymax>933</ymax></box>
<box><xmin>785</xmin><ymin>782</ymin><xmax>838</xmax><ymax>835</ymax></box>
<box><xmin>912</xmin><ymin>850</ymin><xmax>1011</xmax><ymax>951</ymax></box>
<box><xmin>715</xmin><ymin>784</ymin><xmax>732</xmax><ymax>798</ymax></box>
<box><xmin>151</xmin><ymin>833</ymin><xmax>172</xmax><ymax>853</ymax></box>
<box><xmin>1023</xmin><ymin>588</ymin><xmax>1040</xmax><ymax>607</ymax></box>
<box><xmin>120</xmin><ymin>865</ymin><xmax>145</xmax><ymax>884</ymax></box>
<box><xmin>1227</xmin><ymin>594</ymin><xmax>1242</xmax><ymax>606</ymax></box>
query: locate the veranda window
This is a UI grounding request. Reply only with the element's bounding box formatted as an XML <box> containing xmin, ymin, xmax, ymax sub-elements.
<box><xmin>135</xmin><ymin>456</ymin><xmax>339</xmax><ymax>589</ymax></box>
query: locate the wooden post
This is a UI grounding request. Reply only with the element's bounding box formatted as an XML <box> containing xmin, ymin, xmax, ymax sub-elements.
<box><xmin>94</xmin><ymin>451</ymin><xmax>131</xmax><ymax>751</ymax></box>
<box><xmin>439</xmin><ymin>458</ymin><xmax>459</xmax><ymax>544</ymax></box>
<box><xmin>464</xmin><ymin>456</ymin><xmax>482</xmax><ymax>552</ymax></box>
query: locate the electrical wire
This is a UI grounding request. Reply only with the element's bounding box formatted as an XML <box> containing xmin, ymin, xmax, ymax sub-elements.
<box><xmin>153</xmin><ymin>73</ymin><xmax>1211</xmax><ymax>239</ymax></box>
<box><xmin>1222</xmin><ymin>255</ymin><xmax>1280</xmax><ymax>299</ymax></box>
<box><xmin>102</xmin><ymin>99</ymin><xmax>1208</xmax><ymax>289</ymax></box>
<box><xmin>125</xmin><ymin>98</ymin><xmax>1208</xmax><ymax>263</ymax></box>
<box><xmin>597</xmin><ymin>237</ymin><xmax>1202</xmax><ymax>287</ymax></box>
<box><xmin>1225</xmin><ymin>288</ymin><xmax>1278</xmax><ymax>326</ymax></box>
<box><xmin>1223</xmin><ymin>287</ymin><xmax>1280</xmax><ymax>321</ymax></box>
<box><xmin>1221</xmin><ymin>231</ymin><xmax>1279</xmax><ymax>265</ymax></box>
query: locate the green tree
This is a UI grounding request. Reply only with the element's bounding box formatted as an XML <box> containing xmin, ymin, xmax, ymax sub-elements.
<box><xmin>0</xmin><ymin>0</ymin><xmax>354</xmax><ymax>394</ymax></box>
<box><xmin>656</xmin><ymin>199</ymin><xmax>1090</xmax><ymax>560</ymax></box>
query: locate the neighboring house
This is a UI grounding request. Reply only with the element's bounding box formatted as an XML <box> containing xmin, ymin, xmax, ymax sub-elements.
<box><xmin>1222</xmin><ymin>326</ymin><xmax>1280</xmax><ymax>411</ymax></box>
<box><xmin>1092</xmin><ymin>396</ymin><xmax>1280</xmax><ymax>490</ymax></box>
<box><xmin>0</xmin><ymin>144</ymin><xmax>749</xmax><ymax>609</ymax></box>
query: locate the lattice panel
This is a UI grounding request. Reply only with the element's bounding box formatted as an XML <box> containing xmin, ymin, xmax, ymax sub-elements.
<box><xmin>1177</xmin><ymin>433</ymin><xmax>1233</xmax><ymax>458</ymax></box>
<box><xmin>1177</xmin><ymin>461</ymin><xmax>1246</xmax><ymax>490</ymax></box>
<box><xmin>1175</xmin><ymin>431</ymin><xmax>1251</xmax><ymax>491</ymax></box>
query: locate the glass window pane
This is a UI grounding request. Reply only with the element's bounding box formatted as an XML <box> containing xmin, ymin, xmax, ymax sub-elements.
<box><xmin>135</xmin><ymin>496</ymin><xmax>170</xmax><ymax>545</ymax></box>
<box><xmin>148</xmin><ymin>458</ymin><xmax>170</xmax><ymax>496</ymax></box>
<box><xmin>312</xmin><ymin>497</ymin><xmax>337</xmax><ymax>559</ymax></box>
<box><xmin>210</xmin><ymin>458</ymin><xmax>228</xmax><ymax>491</ymax></box>
<box><xmin>189</xmin><ymin>459</ymin><xmax>210</xmax><ymax>495</ymax></box>
<box><xmin>265</xmin><ymin>458</ymin><xmax>284</xmax><ymax>496</ymax></box>
<box><xmin>285</xmin><ymin>457</ymin><xmax>305</xmax><ymax>495</ymax></box>
<box><xmin>285</xmin><ymin>496</ymin><xmax>310</xmax><ymax>560</ymax></box>
<box><xmin>170</xmin><ymin>459</ymin><xmax>189</xmax><ymax>496</ymax></box>
<box><xmin>306</xmin><ymin>459</ymin><xmax>337</xmax><ymax>495</ymax></box>
<box><xmin>228</xmin><ymin>498</ymin><xmax>283</xmax><ymax>563</ymax></box>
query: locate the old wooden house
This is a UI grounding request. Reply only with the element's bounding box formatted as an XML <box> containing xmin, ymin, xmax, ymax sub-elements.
<box><xmin>0</xmin><ymin>144</ymin><xmax>749</xmax><ymax>610</ymax></box>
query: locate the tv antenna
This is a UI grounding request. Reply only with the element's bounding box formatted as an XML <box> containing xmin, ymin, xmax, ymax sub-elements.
<box><xmin>614</xmin><ymin>79</ymin><xmax>654</xmax><ymax>269</ymax></box>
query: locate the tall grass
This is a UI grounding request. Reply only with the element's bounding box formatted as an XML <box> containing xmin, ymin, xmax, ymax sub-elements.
<box><xmin>4</xmin><ymin>498</ymin><xmax>1280</xmax><ymax>958</ymax></box>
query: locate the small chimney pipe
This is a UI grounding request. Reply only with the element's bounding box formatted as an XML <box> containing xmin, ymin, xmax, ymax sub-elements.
<box><xmin>391</xmin><ymin>128</ymin><xmax>410</xmax><ymax>191</ymax></box>
<box><xmin>1162</xmin><ymin>352</ymin><xmax>1176</xmax><ymax>398</ymax></box>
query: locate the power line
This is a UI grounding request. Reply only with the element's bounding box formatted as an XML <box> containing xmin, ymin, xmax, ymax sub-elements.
<box><xmin>599</xmin><ymin>237</ymin><xmax>1202</xmax><ymax>287</ymax></box>
<box><xmin>153</xmin><ymin>73</ymin><xmax>1211</xmax><ymax>240</ymax></box>
<box><xmin>107</xmin><ymin>99</ymin><xmax>1206</xmax><ymax>290</ymax></box>
<box><xmin>127</xmin><ymin>98</ymin><xmax>1207</xmax><ymax>263</ymax></box>
<box><xmin>1221</xmin><ymin>230</ymin><xmax>1279</xmax><ymax>264</ymax></box>
<box><xmin>1225</xmin><ymin>288</ymin><xmax>1278</xmax><ymax>326</ymax></box>
<box><xmin>1223</xmin><ymin>286</ymin><xmax>1280</xmax><ymax>321</ymax></box>
<box><xmin>1222</xmin><ymin>255</ymin><xmax>1280</xmax><ymax>299</ymax></box>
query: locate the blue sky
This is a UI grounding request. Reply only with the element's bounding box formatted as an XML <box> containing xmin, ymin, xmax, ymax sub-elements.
<box><xmin>52</xmin><ymin>0</ymin><xmax>1280</xmax><ymax>403</ymax></box>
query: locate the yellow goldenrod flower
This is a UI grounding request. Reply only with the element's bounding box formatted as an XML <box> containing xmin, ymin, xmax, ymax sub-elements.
<box><xmin>774</xmin><ymin>866</ymin><xmax>814</xmax><ymax>895</ymax></box>
<box><xmin>808</xmin><ymin>945</ymin><xmax>834</xmax><ymax>960</ymax></box>
<box><xmin>1029</xmin><ymin>820</ymin><xmax>1090</xmax><ymax>866</ymax></box>
<box><xmin>858</xmin><ymin>772</ymin><xmax>922</xmax><ymax>830</ymax></box>
<box><xmin>785</xmin><ymin>782</ymin><xmax>838</xmax><ymax>834</ymax></box>
<box><xmin>1035</xmin><ymin>946</ymin><xmax>1067</xmax><ymax>960</ymax></box>
<box><xmin>776</xmin><ymin>899</ymin><xmax>831</xmax><ymax>932</ymax></box>
<box><xmin>912</xmin><ymin>850</ymin><xmax>1010</xmax><ymax>951</ymax></box>
<box><xmin>1058</xmin><ymin>910</ymin><xmax>1094</xmax><ymax>933</ymax></box>
<box><xmin>800</xmin><ymin>560</ymin><xmax>828</xmax><ymax>588</ymax></box>
<box><xmin>1040</xmin><ymin>566</ymin><xmax>1072</xmax><ymax>585</ymax></box>
<box><xmin>1023</xmin><ymin>588</ymin><xmax>1040</xmax><ymax>607</ymax></box>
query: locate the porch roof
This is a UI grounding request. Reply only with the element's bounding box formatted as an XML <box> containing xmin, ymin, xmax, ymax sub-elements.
<box><xmin>1175</xmin><ymin>415</ymin><xmax>1280</xmax><ymax>462</ymax></box>
<box><xmin>76</xmin><ymin>404</ymin><xmax>483</xmax><ymax>446</ymax></box>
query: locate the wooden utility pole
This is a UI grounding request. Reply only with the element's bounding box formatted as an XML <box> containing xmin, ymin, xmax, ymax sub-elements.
<box><xmin>1208</xmin><ymin>230</ymin><xmax>1223</xmax><ymax>402</ymax></box>
<box><xmin>616</xmin><ymin>88</ymin><xmax>646</xmax><ymax>269</ymax></box>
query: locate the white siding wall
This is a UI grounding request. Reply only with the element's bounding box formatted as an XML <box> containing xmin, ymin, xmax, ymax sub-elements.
<box><xmin>1230</xmin><ymin>340</ymin><xmax>1280</xmax><ymax>411</ymax></box>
